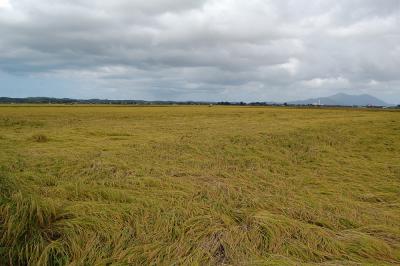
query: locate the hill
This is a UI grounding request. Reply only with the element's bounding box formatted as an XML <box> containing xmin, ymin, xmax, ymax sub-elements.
<box><xmin>289</xmin><ymin>93</ymin><xmax>388</xmax><ymax>106</ymax></box>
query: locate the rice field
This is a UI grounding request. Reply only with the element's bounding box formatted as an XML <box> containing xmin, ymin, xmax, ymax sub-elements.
<box><xmin>0</xmin><ymin>105</ymin><xmax>399</xmax><ymax>265</ymax></box>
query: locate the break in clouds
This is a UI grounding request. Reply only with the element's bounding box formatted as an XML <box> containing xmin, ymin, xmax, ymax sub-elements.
<box><xmin>0</xmin><ymin>0</ymin><xmax>399</xmax><ymax>102</ymax></box>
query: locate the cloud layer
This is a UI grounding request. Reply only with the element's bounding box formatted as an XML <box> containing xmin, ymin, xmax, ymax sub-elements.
<box><xmin>0</xmin><ymin>0</ymin><xmax>399</xmax><ymax>102</ymax></box>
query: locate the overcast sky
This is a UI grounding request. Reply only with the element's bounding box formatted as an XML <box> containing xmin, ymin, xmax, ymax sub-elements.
<box><xmin>0</xmin><ymin>0</ymin><xmax>399</xmax><ymax>103</ymax></box>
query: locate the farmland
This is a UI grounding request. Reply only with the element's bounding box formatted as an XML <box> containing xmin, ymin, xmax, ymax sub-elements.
<box><xmin>0</xmin><ymin>105</ymin><xmax>399</xmax><ymax>265</ymax></box>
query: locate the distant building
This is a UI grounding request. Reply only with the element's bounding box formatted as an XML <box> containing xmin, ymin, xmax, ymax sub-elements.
<box><xmin>312</xmin><ymin>99</ymin><xmax>322</xmax><ymax>106</ymax></box>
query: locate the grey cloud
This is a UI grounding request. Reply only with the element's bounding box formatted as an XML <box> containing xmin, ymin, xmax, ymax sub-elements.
<box><xmin>0</xmin><ymin>0</ymin><xmax>399</xmax><ymax>102</ymax></box>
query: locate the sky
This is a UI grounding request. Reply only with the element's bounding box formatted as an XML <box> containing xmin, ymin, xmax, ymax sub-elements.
<box><xmin>0</xmin><ymin>0</ymin><xmax>399</xmax><ymax>103</ymax></box>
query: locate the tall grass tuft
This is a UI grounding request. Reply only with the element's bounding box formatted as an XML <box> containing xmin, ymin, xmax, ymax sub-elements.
<box><xmin>31</xmin><ymin>134</ymin><xmax>49</xmax><ymax>143</ymax></box>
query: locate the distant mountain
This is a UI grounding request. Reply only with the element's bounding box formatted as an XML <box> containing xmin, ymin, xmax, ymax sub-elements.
<box><xmin>0</xmin><ymin>94</ymin><xmax>394</xmax><ymax>107</ymax></box>
<box><xmin>288</xmin><ymin>93</ymin><xmax>388</xmax><ymax>106</ymax></box>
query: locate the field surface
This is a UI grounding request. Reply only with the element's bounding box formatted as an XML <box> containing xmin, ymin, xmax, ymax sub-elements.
<box><xmin>0</xmin><ymin>106</ymin><xmax>400</xmax><ymax>265</ymax></box>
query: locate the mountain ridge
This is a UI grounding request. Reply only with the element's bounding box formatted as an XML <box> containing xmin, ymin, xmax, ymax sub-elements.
<box><xmin>0</xmin><ymin>93</ymin><xmax>393</xmax><ymax>106</ymax></box>
<box><xmin>288</xmin><ymin>93</ymin><xmax>389</xmax><ymax>106</ymax></box>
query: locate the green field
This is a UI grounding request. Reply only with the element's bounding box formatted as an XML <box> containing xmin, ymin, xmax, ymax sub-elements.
<box><xmin>0</xmin><ymin>106</ymin><xmax>399</xmax><ymax>265</ymax></box>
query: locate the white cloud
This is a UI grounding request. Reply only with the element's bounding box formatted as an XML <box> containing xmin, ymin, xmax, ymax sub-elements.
<box><xmin>278</xmin><ymin>58</ymin><xmax>300</xmax><ymax>76</ymax></box>
<box><xmin>0</xmin><ymin>0</ymin><xmax>11</xmax><ymax>9</ymax></box>
<box><xmin>302</xmin><ymin>77</ymin><xmax>350</xmax><ymax>89</ymax></box>
<box><xmin>368</xmin><ymin>80</ymin><xmax>379</xmax><ymax>86</ymax></box>
<box><xmin>328</xmin><ymin>16</ymin><xmax>398</xmax><ymax>38</ymax></box>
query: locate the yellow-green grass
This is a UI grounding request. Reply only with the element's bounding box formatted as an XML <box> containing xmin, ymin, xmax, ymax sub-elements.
<box><xmin>0</xmin><ymin>105</ymin><xmax>399</xmax><ymax>265</ymax></box>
